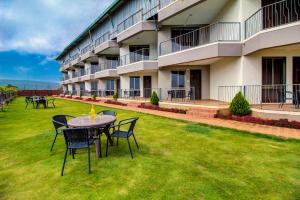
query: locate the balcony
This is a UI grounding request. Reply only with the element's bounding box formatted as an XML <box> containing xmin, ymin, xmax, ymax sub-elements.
<box><xmin>159</xmin><ymin>22</ymin><xmax>242</xmax><ymax>67</ymax></box>
<box><xmin>117</xmin><ymin>48</ymin><xmax>158</xmax><ymax>75</ymax></box>
<box><xmin>116</xmin><ymin>9</ymin><xmax>157</xmax><ymax>43</ymax></box>
<box><xmin>80</xmin><ymin>68</ymin><xmax>95</xmax><ymax>81</ymax></box>
<box><xmin>70</xmin><ymin>53</ymin><xmax>81</xmax><ymax>66</ymax></box>
<box><xmin>95</xmin><ymin>60</ymin><xmax>119</xmax><ymax>79</ymax></box>
<box><xmin>80</xmin><ymin>44</ymin><xmax>96</xmax><ymax>61</ymax></box>
<box><xmin>94</xmin><ymin>32</ymin><xmax>119</xmax><ymax>55</ymax></box>
<box><xmin>244</xmin><ymin>0</ymin><xmax>300</xmax><ymax>55</ymax></box>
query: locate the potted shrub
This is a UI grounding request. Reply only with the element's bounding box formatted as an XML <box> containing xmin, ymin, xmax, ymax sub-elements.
<box><xmin>92</xmin><ymin>92</ymin><xmax>97</xmax><ymax>101</ymax></box>
<box><xmin>113</xmin><ymin>92</ymin><xmax>118</xmax><ymax>101</ymax></box>
<box><xmin>150</xmin><ymin>91</ymin><xmax>159</xmax><ymax>106</ymax></box>
<box><xmin>229</xmin><ymin>91</ymin><xmax>251</xmax><ymax>116</ymax></box>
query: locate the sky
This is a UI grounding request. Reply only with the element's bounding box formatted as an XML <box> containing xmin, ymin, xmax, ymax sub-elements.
<box><xmin>0</xmin><ymin>0</ymin><xmax>113</xmax><ymax>82</ymax></box>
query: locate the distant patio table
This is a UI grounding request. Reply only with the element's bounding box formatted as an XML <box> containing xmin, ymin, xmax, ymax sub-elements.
<box><xmin>32</xmin><ymin>96</ymin><xmax>46</xmax><ymax>109</ymax></box>
<box><xmin>68</xmin><ymin>115</ymin><xmax>116</xmax><ymax>158</ymax></box>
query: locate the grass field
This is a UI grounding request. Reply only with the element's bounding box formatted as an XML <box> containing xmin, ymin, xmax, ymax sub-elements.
<box><xmin>1</xmin><ymin>97</ymin><xmax>300</xmax><ymax>200</ymax></box>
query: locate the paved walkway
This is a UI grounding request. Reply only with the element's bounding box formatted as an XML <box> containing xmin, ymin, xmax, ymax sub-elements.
<box><xmin>57</xmin><ymin>97</ymin><xmax>300</xmax><ymax>140</ymax></box>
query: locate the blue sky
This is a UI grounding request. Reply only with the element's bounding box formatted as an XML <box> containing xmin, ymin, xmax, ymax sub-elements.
<box><xmin>0</xmin><ymin>0</ymin><xmax>112</xmax><ymax>82</ymax></box>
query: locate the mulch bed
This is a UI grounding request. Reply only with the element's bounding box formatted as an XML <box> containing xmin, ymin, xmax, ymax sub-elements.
<box><xmin>104</xmin><ymin>100</ymin><xmax>127</xmax><ymax>106</ymax></box>
<box><xmin>84</xmin><ymin>98</ymin><xmax>100</xmax><ymax>102</ymax></box>
<box><xmin>218</xmin><ymin>115</ymin><xmax>300</xmax><ymax>129</ymax></box>
<box><xmin>138</xmin><ymin>103</ymin><xmax>187</xmax><ymax>114</ymax></box>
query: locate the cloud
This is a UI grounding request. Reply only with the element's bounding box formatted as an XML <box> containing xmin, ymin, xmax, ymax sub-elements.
<box><xmin>15</xmin><ymin>66</ymin><xmax>30</xmax><ymax>73</ymax></box>
<box><xmin>0</xmin><ymin>0</ymin><xmax>113</xmax><ymax>55</ymax></box>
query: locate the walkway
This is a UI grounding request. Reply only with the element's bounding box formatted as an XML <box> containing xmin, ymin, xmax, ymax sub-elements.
<box><xmin>56</xmin><ymin>97</ymin><xmax>300</xmax><ymax>140</ymax></box>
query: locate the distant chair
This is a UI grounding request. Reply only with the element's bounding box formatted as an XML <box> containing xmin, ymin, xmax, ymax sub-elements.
<box><xmin>97</xmin><ymin>110</ymin><xmax>117</xmax><ymax>116</ymax></box>
<box><xmin>279</xmin><ymin>90</ymin><xmax>299</xmax><ymax>109</ymax></box>
<box><xmin>51</xmin><ymin>115</ymin><xmax>75</xmax><ymax>152</ymax></box>
<box><xmin>47</xmin><ymin>98</ymin><xmax>56</xmax><ymax>108</ymax></box>
<box><xmin>106</xmin><ymin>117</ymin><xmax>139</xmax><ymax>158</ymax></box>
<box><xmin>61</xmin><ymin>128</ymin><xmax>94</xmax><ymax>176</ymax></box>
<box><xmin>25</xmin><ymin>97</ymin><xmax>34</xmax><ymax>109</ymax></box>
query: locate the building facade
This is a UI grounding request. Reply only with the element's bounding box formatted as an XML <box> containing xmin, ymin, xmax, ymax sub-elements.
<box><xmin>57</xmin><ymin>0</ymin><xmax>300</xmax><ymax>105</ymax></box>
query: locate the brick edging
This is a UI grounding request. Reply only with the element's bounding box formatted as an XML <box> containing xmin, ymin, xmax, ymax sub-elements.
<box><xmin>55</xmin><ymin>97</ymin><xmax>300</xmax><ymax>140</ymax></box>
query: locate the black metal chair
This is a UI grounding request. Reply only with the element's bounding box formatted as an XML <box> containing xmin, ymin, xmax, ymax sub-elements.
<box><xmin>47</xmin><ymin>98</ymin><xmax>56</xmax><ymax>108</ymax></box>
<box><xmin>106</xmin><ymin>117</ymin><xmax>139</xmax><ymax>159</ymax></box>
<box><xmin>51</xmin><ymin>115</ymin><xmax>75</xmax><ymax>152</ymax></box>
<box><xmin>97</xmin><ymin>110</ymin><xmax>117</xmax><ymax>116</ymax></box>
<box><xmin>25</xmin><ymin>97</ymin><xmax>34</xmax><ymax>109</ymax></box>
<box><xmin>279</xmin><ymin>90</ymin><xmax>299</xmax><ymax>109</ymax></box>
<box><xmin>61</xmin><ymin>128</ymin><xmax>93</xmax><ymax>176</ymax></box>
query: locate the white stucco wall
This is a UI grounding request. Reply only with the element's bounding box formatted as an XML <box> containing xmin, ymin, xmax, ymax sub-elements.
<box><xmin>210</xmin><ymin>57</ymin><xmax>243</xmax><ymax>100</ymax></box>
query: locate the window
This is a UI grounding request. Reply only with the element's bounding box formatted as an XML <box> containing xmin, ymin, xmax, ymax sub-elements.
<box><xmin>105</xmin><ymin>80</ymin><xmax>115</xmax><ymax>96</ymax></box>
<box><xmin>80</xmin><ymin>83</ymin><xmax>85</xmax><ymax>91</ymax></box>
<box><xmin>171</xmin><ymin>71</ymin><xmax>185</xmax><ymax>88</ymax></box>
<box><xmin>106</xmin><ymin>80</ymin><xmax>115</xmax><ymax>91</ymax></box>
<box><xmin>130</xmin><ymin>76</ymin><xmax>140</xmax><ymax>90</ymax></box>
<box><xmin>91</xmin><ymin>63</ymin><xmax>98</xmax><ymax>74</ymax></box>
<box><xmin>91</xmin><ymin>81</ymin><xmax>98</xmax><ymax>91</ymax></box>
<box><xmin>262</xmin><ymin>57</ymin><xmax>286</xmax><ymax>85</ymax></box>
<box><xmin>262</xmin><ymin>57</ymin><xmax>286</xmax><ymax>103</ymax></box>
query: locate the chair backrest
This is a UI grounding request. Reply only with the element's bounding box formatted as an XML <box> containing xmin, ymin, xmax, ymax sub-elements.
<box><xmin>97</xmin><ymin>110</ymin><xmax>117</xmax><ymax>116</ymax></box>
<box><xmin>52</xmin><ymin>115</ymin><xmax>69</xmax><ymax>130</ymax></box>
<box><xmin>63</xmin><ymin>128</ymin><xmax>89</xmax><ymax>148</ymax></box>
<box><xmin>119</xmin><ymin>117</ymin><xmax>138</xmax><ymax>135</ymax></box>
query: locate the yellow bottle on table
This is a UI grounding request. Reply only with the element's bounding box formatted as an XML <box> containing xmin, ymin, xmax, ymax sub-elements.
<box><xmin>90</xmin><ymin>104</ymin><xmax>96</xmax><ymax>120</ymax></box>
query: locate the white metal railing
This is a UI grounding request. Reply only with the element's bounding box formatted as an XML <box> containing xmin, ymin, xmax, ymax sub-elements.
<box><xmin>81</xmin><ymin>44</ymin><xmax>93</xmax><ymax>55</ymax></box>
<box><xmin>159</xmin><ymin>22</ymin><xmax>241</xmax><ymax>56</ymax></box>
<box><xmin>119</xmin><ymin>48</ymin><xmax>156</xmax><ymax>66</ymax></box>
<box><xmin>94</xmin><ymin>31</ymin><xmax>110</xmax><ymax>47</ymax></box>
<box><xmin>117</xmin><ymin>9</ymin><xmax>143</xmax><ymax>34</ymax></box>
<box><xmin>218</xmin><ymin>84</ymin><xmax>300</xmax><ymax>109</ymax></box>
<box><xmin>245</xmin><ymin>0</ymin><xmax>300</xmax><ymax>38</ymax></box>
<box><xmin>70</xmin><ymin>53</ymin><xmax>79</xmax><ymax>61</ymax></box>
<box><xmin>159</xmin><ymin>0</ymin><xmax>176</xmax><ymax>9</ymax></box>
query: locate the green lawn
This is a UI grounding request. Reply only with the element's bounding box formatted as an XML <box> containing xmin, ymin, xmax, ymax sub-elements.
<box><xmin>1</xmin><ymin>98</ymin><xmax>300</xmax><ymax>200</ymax></box>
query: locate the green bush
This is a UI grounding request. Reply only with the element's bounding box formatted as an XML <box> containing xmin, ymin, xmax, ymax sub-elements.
<box><xmin>229</xmin><ymin>91</ymin><xmax>251</xmax><ymax>116</ymax></box>
<box><xmin>150</xmin><ymin>91</ymin><xmax>159</xmax><ymax>106</ymax></box>
<box><xmin>92</xmin><ymin>92</ymin><xmax>97</xmax><ymax>100</ymax></box>
<box><xmin>113</xmin><ymin>92</ymin><xmax>118</xmax><ymax>101</ymax></box>
<box><xmin>80</xmin><ymin>91</ymin><xmax>83</xmax><ymax>98</ymax></box>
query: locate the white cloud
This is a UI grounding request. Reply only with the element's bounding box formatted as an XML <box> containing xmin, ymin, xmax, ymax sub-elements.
<box><xmin>0</xmin><ymin>0</ymin><xmax>113</xmax><ymax>55</ymax></box>
<box><xmin>15</xmin><ymin>66</ymin><xmax>30</xmax><ymax>73</ymax></box>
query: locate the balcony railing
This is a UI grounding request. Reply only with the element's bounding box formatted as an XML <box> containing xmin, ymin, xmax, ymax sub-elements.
<box><xmin>245</xmin><ymin>0</ymin><xmax>300</xmax><ymax>38</ymax></box>
<box><xmin>159</xmin><ymin>22</ymin><xmax>241</xmax><ymax>56</ymax></box>
<box><xmin>70</xmin><ymin>53</ymin><xmax>79</xmax><ymax>61</ymax></box>
<box><xmin>81</xmin><ymin>44</ymin><xmax>93</xmax><ymax>55</ymax></box>
<box><xmin>218</xmin><ymin>84</ymin><xmax>300</xmax><ymax>109</ymax></box>
<box><xmin>159</xmin><ymin>0</ymin><xmax>176</xmax><ymax>9</ymax></box>
<box><xmin>119</xmin><ymin>48</ymin><xmax>156</xmax><ymax>66</ymax></box>
<box><xmin>94</xmin><ymin>31</ymin><xmax>110</xmax><ymax>47</ymax></box>
<box><xmin>117</xmin><ymin>9</ymin><xmax>143</xmax><ymax>34</ymax></box>
<box><xmin>98</xmin><ymin>60</ymin><xmax>120</xmax><ymax>71</ymax></box>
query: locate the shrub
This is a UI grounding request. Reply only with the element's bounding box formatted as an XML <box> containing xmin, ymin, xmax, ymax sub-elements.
<box><xmin>92</xmin><ymin>92</ymin><xmax>97</xmax><ymax>101</ymax></box>
<box><xmin>229</xmin><ymin>92</ymin><xmax>251</xmax><ymax>116</ymax></box>
<box><xmin>150</xmin><ymin>91</ymin><xmax>159</xmax><ymax>106</ymax></box>
<box><xmin>80</xmin><ymin>91</ymin><xmax>83</xmax><ymax>98</ymax></box>
<box><xmin>113</xmin><ymin>92</ymin><xmax>118</xmax><ymax>101</ymax></box>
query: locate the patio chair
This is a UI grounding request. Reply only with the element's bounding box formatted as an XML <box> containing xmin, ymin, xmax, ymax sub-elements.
<box><xmin>47</xmin><ymin>98</ymin><xmax>56</xmax><ymax>108</ymax></box>
<box><xmin>279</xmin><ymin>91</ymin><xmax>299</xmax><ymax>109</ymax></box>
<box><xmin>106</xmin><ymin>117</ymin><xmax>139</xmax><ymax>159</ymax></box>
<box><xmin>51</xmin><ymin>115</ymin><xmax>75</xmax><ymax>152</ymax></box>
<box><xmin>61</xmin><ymin>128</ymin><xmax>94</xmax><ymax>176</ymax></box>
<box><xmin>167</xmin><ymin>90</ymin><xmax>174</xmax><ymax>101</ymax></box>
<box><xmin>97</xmin><ymin>110</ymin><xmax>117</xmax><ymax>116</ymax></box>
<box><xmin>25</xmin><ymin>97</ymin><xmax>34</xmax><ymax>109</ymax></box>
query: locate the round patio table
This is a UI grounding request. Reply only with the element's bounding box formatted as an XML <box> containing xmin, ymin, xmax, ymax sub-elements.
<box><xmin>68</xmin><ymin>115</ymin><xmax>116</xmax><ymax>158</ymax></box>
